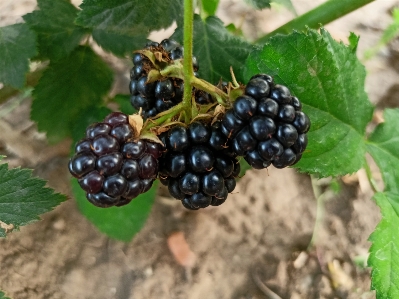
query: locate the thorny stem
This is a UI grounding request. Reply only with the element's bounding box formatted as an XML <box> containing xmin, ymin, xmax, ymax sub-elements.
<box><xmin>256</xmin><ymin>0</ymin><xmax>375</xmax><ymax>43</ymax></box>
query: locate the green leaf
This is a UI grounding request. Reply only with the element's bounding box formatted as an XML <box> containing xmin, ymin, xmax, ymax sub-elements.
<box><xmin>0</xmin><ymin>23</ymin><xmax>37</xmax><ymax>88</ymax></box>
<box><xmin>23</xmin><ymin>0</ymin><xmax>88</xmax><ymax>61</ymax></box>
<box><xmin>245</xmin><ymin>28</ymin><xmax>373</xmax><ymax>177</ymax></box>
<box><xmin>0</xmin><ymin>161</ymin><xmax>66</xmax><ymax>237</ymax></box>
<box><xmin>31</xmin><ymin>46</ymin><xmax>113</xmax><ymax>143</ymax></box>
<box><xmin>365</xmin><ymin>8</ymin><xmax>399</xmax><ymax>60</ymax></box>
<box><xmin>0</xmin><ymin>290</ymin><xmax>12</xmax><ymax>299</ymax></box>
<box><xmin>367</xmin><ymin>109</ymin><xmax>399</xmax><ymax>193</ymax></box>
<box><xmin>244</xmin><ymin>0</ymin><xmax>271</xmax><ymax>10</ymax></box>
<box><xmin>368</xmin><ymin>192</ymin><xmax>399</xmax><ymax>299</ymax></box>
<box><xmin>172</xmin><ymin>15</ymin><xmax>255</xmax><ymax>84</ymax></box>
<box><xmin>76</xmin><ymin>0</ymin><xmax>183</xmax><ymax>35</ymax></box>
<box><xmin>348</xmin><ymin>32</ymin><xmax>360</xmax><ymax>53</ymax></box>
<box><xmin>273</xmin><ymin>0</ymin><xmax>297</xmax><ymax>16</ymax></box>
<box><xmin>92</xmin><ymin>28</ymin><xmax>147</xmax><ymax>57</ymax></box>
<box><xmin>111</xmin><ymin>94</ymin><xmax>136</xmax><ymax>115</ymax></box>
<box><xmin>71</xmin><ymin>179</ymin><xmax>156</xmax><ymax>242</ymax></box>
<box><xmin>201</xmin><ymin>0</ymin><xmax>220</xmax><ymax>16</ymax></box>
<box><xmin>239</xmin><ymin>159</ymin><xmax>251</xmax><ymax>177</ymax></box>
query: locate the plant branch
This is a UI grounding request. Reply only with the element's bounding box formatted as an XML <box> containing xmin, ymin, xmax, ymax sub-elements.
<box><xmin>256</xmin><ymin>0</ymin><xmax>375</xmax><ymax>43</ymax></box>
<box><xmin>182</xmin><ymin>0</ymin><xmax>195</xmax><ymax>119</ymax></box>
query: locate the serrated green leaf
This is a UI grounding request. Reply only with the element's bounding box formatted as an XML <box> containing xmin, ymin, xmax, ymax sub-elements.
<box><xmin>70</xmin><ymin>105</ymin><xmax>112</xmax><ymax>145</ymax></box>
<box><xmin>92</xmin><ymin>28</ymin><xmax>147</xmax><ymax>57</ymax></box>
<box><xmin>201</xmin><ymin>0</ymin><xmax>220</xmax><ymax>16</ymax></box>
<box><xmin>0</xmin><ymin>23</ymin><xmax>37</xmax><ymax>88</ymax></box>
<box><xmin>0</xmin><ymin>290</ymin><xmax>12</xmax><ymax>299</ymax></box>
<box><xmin>0</xmin><ymin>163</ymin><xmax>66</xmax><ymax>236</ymax></box>
<box><xmin>23</xmin><ymin>0</ymin><xmax>88</xmax><ymax>61</ymax></box>
<box><xmin>111</xmin><ymin>94</ymin><xmax>136</xmax><ymax>115</ymax></box>
<box><xmin>31</xmin><ymin>46</ymin><xmax>113</xmax><ymax>143</ymax></box>
<box><xmin>71</xmin><ymin>179</ymin><xmax>156</xmax><ymax>242</ymax></box>
<box><xmin>368</xmin><ymin>192</ymin><xmax>399</xmax><ymax>299</ymax></box>
<box><xmin>245</xmin><ymin>28</ymin><xmax>373</xmax><ymax>177</ymax></box>
<box><xmin>172</xmin><ymin>15</ymin><xmax>255</xmax><ymax>84</ymax></box>
<box><xmin>348</xmin><ymin>32</ymin><xmax>360</xmax><ymax>53</ymax></box>
<box><xmin>367</xmin><ymin>109</ymin><xmax>399</xmax><ymax>194</ymax></box>
<box><xmin>244</xmin><ymin>0</ymin><xmax>271</xmax><ymax>10</ymax></box>
<box><xmin>76</xmin><ymin>0</ymin><xmax>183</xmax><ymax>35</ymax></box>
<box><xmin>273</xmin><ymin>0</ymin><xmax>297</xmax><ymax>16</ymax></box>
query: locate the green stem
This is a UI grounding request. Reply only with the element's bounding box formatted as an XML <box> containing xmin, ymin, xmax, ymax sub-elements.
<box><xmin>364</xmin><ymin>159</ymin><xmax>380</xmax><ymax>193</ymax></box>
<box><xmin>142</xmin><ymin>103</ymin><xmax>184</xmax><ymax>132</ymax></box>
<box><xmin>308</xmin><ymin>175</ymin><xmax>325</xmax><ymax>249</ymax></box>
<box><xmin>183</xmin><ymin>0</ymin><xmax>195</xmax><ymax>119</ymax></box>
<box><xmin>256</xmin><ymin>0</ymin><xmax>375</xmax><ymax>43</ymax></box>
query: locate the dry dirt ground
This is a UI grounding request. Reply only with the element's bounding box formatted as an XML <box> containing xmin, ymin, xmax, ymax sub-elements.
<box><xmin>0</xmin><ymin>0</ymin><xmax>398</xmax><ymax>298</ymax></box>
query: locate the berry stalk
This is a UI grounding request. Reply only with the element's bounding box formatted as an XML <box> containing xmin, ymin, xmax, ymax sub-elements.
<box><xmin>256</xmin><ymin>0</ymin><xmax>375</xmax><ymax>43</ymax></box>
<box><xmin>182</xmin><ymin>0</ymin><xmax>195</xmax><ymax>118</ymax></box>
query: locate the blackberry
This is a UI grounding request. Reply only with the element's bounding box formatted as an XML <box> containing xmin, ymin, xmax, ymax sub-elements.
<box><xmin>220</xmin><ymin>74</ymin><xmax>311</xmax><ymax>169</ymax></box>
<box><xmin>159</xmin><ymin>122</ymin><xmax>239</xmax><ymax>210</ymax></box>
<box><xmin>129</xmin><ymin>39</ymin><xmax>207</xmax><ymax>119</ymax></box>
<box><xmin>69</xmin><ymin>112</ymin><xmax>162</xmax><ymax>208</ymax></box>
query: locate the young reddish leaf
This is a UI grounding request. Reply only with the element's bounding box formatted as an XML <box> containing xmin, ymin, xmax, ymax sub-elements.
<box><xmin>23</xmin><ymin>0</ymin><xmax>89</xmax><ymax>61</ymax></box>
<box><xmin>31</xmin><ymin>46</ymin><xmax>113</xmax><ymax>143</ymax></box>
<box><xmin>245</xmin><ymin>28</ymin><xmax>373</xmax><ymax>177</ymax></box>
<box><xmin>0</xmin><ymin>23</ymin><xmax>37</xmax><ymax>88</ymax></box>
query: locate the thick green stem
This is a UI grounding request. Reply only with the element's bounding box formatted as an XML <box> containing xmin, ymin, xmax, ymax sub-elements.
<box><xmin>182</xmin><ymin>0</ymin><xmax>195</xmax><ymax>119</ymax></box>
<box><xmin>308</xmin><ymin>175</ymin><xmax>325</xmax><ymax>249</ymax></box>
<box><xmin>256</xmin><ymin>0</ymin><xmax>375</xmax><ymax>43</ymax></box>
<box><xmin>142</xmin><ymin>103</ymin><xmax>184</xmax><ymax>132</ymax></box>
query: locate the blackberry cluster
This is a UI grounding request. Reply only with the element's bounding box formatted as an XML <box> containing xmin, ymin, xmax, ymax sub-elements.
<box><xmin>158</xmin><ymin>122</ymin><xmax>240</xmax><ymax>210</ymax></box>
<box><xmin>129</xmin><ymin>39</ymin><xmax>209</xmax><ymax>119</ymax></box>
<box><xmin>68</xmin><ymin>112</ymin><xmax>162</xmax><ymax>208</ymax></box>
<box><xmin>220</xmin><ymin>74</ymin><xmax>310</xmax><ymax>169</ymax></box>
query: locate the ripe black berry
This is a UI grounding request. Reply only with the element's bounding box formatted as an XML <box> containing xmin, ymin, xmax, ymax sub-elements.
<box><xmin>69</xmin><ymin>112</ymin><xmax>162</xmax><ymax>208</ymax></box>
<box><xmin>129</xmin><ymin>39</ymin><xmax>207</xmax><ymax>118</ymax></box>
<box><xmin>159</xmin><ymin>122</ymin><xmax>238</xmax><ymax>210</ymax></box>
<box><xmin>220</xmin><ymin>74</ymin><xmax>310</xmax><ymax>170</ymax></box>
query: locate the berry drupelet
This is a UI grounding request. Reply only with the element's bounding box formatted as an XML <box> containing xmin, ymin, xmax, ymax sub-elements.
<box><xmin>68</xmin><ymin>112</ymin><xmax>162</xmax><ymax>208</ymax></box>
<box><xmin>220</xmin><ymin>74</ymin><xmax>310</xmax><ymax>169</ymax></box>
<box><xmin>158</xmin><ymin>121</ymin><xmax>240</xmax><ymax>210</ymax></box>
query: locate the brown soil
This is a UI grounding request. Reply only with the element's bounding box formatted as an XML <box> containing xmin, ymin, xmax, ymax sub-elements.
<box><xmin>0</xmin><ymin>1</ymin><xmax>398</xmax><ymax>298</ymax></box>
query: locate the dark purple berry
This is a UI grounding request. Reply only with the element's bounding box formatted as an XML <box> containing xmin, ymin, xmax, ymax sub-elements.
<box><xmin>291</xmin><ymin>97</ymin><xmax>302</xmax><ymax>111</ymax></box>
<box><xmin>132</xmin><ymin>53</ymin><xmax>143</xmax><ymax>65</ymax></box>
<box><xmin>221</xmin><ymin>110</ymin><xmax>244</xmax><ymax>138</ymax></box>
<box><xmin>86</xmin><ymin>192</ymin><xmax>119</xmax><ymax>208</ymax></box>
<box><xmin>139</xmin><ymin>154</ymin><xmax>158</xmax><ymax>179</ymax></box>
<box><xmin>245</xmin><ymin>78</ymin><xmax>270</xmax><ymax>100</ymax></box>
<box><xmin>75</xmin><ymin>139</ymin><xmax>91</xmax><ymax>153</ymax></box>
<box><xmin>168</xmin><ymin>179</ymin><xmax>185</xmax><ymax>200</ymax></box>
<box><xmin>270</xmin><ymin>84</ymin><xmax>291</xmax><ymax>104</ymax></box>
<box><xmin>160</xmin><ymin>39</ymin><xmax>179</xmax><ymax>52</ymax></box>
<box><xmin>155</xmin><ymin>79</ymin><xmax>174</xmax><ymax>100</ymax></box>
<box><xmin>292</xmin><ymin>111</ymin><xmax>311</xmax><ymax>133</ymax></box>
<box><xmin>86</xmin><ymin>123</ymin><xmax>111</xmax><ymax>139</ymax></box>
<box><xmin>78</xmin><ymin>171</ymin><xmax>104</xmax><ymax>193</ymax></box>
<box><xmin>181</xmin><ymin>196</ymin><xmax>199</xmax><ymax>210</ymax></box>
<box><xmin>249</xmin><ymin>116</ymin><xmax>276</xmax><ymax>141</ymax></box>
<box><xmin>215</xmin><ymin>156</ymin><xmax>234</xmax><ymax>178</ymax></box>
<box><xmin>257</xmin><ymin>98</ymin><xmax>279</xmax><ymax>118</ymax></box>
<box><xmin>167</xmin><ymin>126</ymin><xmax>190</xmax><ymax>152</ymax></box>
<box><xmin>276</xmin><ymin>124</ymin><xmax>298</xmax><ymax>148</ymax></box>
<box><xmin>103</xmin><ymin>174</ymin><xmax>128</xmax><ymax>197</ymax></box>
<box><xmin>137</xmin><ymin>76</ymin><xmax>156</xmax><ymax>98</ymax></box>
<box><xmin>179</xmin><ymin>172</ymin><xmax>200</xmax><ymax>195</ymax></box>
<box><xmin>234</xmin><ymin>127</ymin><xmax>257</xmax><ymax>153</ymax></box>
<box><xmin>278</xmin><ymin>105</ymin><xmax>296</xmax><ymax>122</ymax></box>
<box><xmin>209</xmin><ymin>126</ymin><xmax>228</xmax><ymax>151</ymax></box>
<box><xmin>69</xmin><ymin>152</ymin><xmax>96</xmax><ymax>178</ymax></box>
<box><xmin>122</xmin><ymin>140</ymin><xmax>147</xmax><ymax>159</ymax></box>
<box><xmin>189</xmin><ymin>146</ymin><xmax>215</xmax><ymax>173</ymax></box>
<box><xmin>188</xmin><ymin>121</ymin><xmax>210</xmax><ymax>144</ymax></box>
<box><xmin>190</xmin><ymin>192</ymin><xmax>212</xmax><ymax>208</ymax></box>
<box><xmin>141</xmin><ymin>179</ymin><xmax>154</xmax><ymax>192</ymax></box>
<box><xmin>96</xmin><ymin>152</ymin><xmax>123</xmax><ymax>176</ymax></box>
<box><xmin>233</xmin><ymin>95</ymin><xmax>257</xmax><ymax>121</ymax></box>
<box><xmin>202</xmin><ymin>170</ymin><xmax>225</xmax><ymax>196</ymax></box>
<box><xmin>292</xmin><ymin>134</ymin><xmax>308</xmax><ymax>154</ymax></box>
<box><xmin>224</xmin><ymin>177</ymin><xmax>236</xmax><ymax>193</ymax></box>
<box><xmin>120</xmin><ymin>159</ymin><xmax>140</xmax><ymax>180</ymax></box>
<box><xmin>250</xmin><ymin>74</ymin><xmax>274</xmax><ymax>86</ymax></box>
<box><xmin>111</xmin><ymin>124</ymin><xmax>134</xmax><ymax>144</ymax></box>
<box><xmin>123</xmin><ymin>180</ymin><xmax>142</xmax><ymax>199</ymax></box>
<box><xmin>258</xmin><ymin>138</ymin><xmax>284</xmax><ymax>161</ymax></box>
<box><xmin>165</xmin><ymin>153</ymin><xmax>186</xmax><ymax>178</ymax></box>
<box><xmin>245</xmin><ymin>150</ymin><xmax>271</xmax><ymax>169</ymax></box>
<box><xmin>272</xmin><ymin>148</ymin><xmax>297</xmax><ymax>168</ymax></box>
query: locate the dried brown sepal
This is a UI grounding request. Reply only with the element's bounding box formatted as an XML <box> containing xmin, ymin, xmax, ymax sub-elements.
<box><xmin>212</xmin><ymin>104</ymin><xmax>226</xmax><ymax>124</ymax></box>
<box><xmin>128</xmin><ymin>112</ymin><xmax>144</xmax><ymax>139</ymax></box>
<box><xmin>198</xmin><ymin>102</ymin><xmax>217</xmax><ymax>114</ymax></box>
<box><xmin>147</xmin><ymin>69</ymin><xmax>163</xmax><ymax>83</ymax></box>
<box><xmin>139</xmin><ymin>132</ymin><xmax>165</xmax><ymax>146</ymax></box>
<box><xmin>135</xmin><ymin>50</ymin><xmax>159</xmax><ymax>69</ymax></box>
<box><xmin>192</xmin><ymin>113</ymin><xmax>213</xmax><ymax>123</ymax></box>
